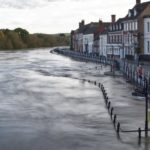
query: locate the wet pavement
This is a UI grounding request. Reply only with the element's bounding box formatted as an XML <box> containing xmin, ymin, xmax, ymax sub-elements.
<box><xmin>0</xmin><ymin>48</ymin><xmax>149</xmax><ymax>150</ymax></box>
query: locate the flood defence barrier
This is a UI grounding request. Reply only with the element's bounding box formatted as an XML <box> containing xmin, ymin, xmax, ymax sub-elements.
<box><xmin>82</xmin><ymin>78</ymin><xmax>149</xmax><ymax>141</ymax></box>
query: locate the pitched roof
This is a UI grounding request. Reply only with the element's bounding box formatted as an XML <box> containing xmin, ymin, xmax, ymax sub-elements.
<box><xmin>75</xmin><ymin>21</ymin><xmax>111</xmax><ymax>39</ymax></box>
<box><xmin>143</xmin><ymin>15</ymin><xmax>150</xmax><ymax>18</ymax></box>
<box><xmin>96</xmin><ymin>22</ymin><xmax>110</xmax><ymax>36</ymax></box>
<box><xmin>83</xmin><ymin>22</ymin><xmax>99</xmax><ymax>34</ymax></box>
<box><xmin>123</xmin><ymin>1</ymin><xmax>150</xmax><ymax>21</ymax></box>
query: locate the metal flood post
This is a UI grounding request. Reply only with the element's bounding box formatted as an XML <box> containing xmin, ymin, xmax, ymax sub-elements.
<box><xmin>117</xmin><ymin>122</ymin><xmax>120</xmax><ymax>134</ymax></box>
<box><xmin>138</xmin><ymin>128</ymin><xmax>141</xmax><ymax>139</ymax></box>
<box><xmin>110</xmin><ymin>107</ymin><xmax>114</xmax><ymax>118</ymax></box>
<box><xmin>144</xmin><ymin>78</ymin><xmax>149</xmax><ymax>137</ymax></box>
<box><xmin>113</xmin><ymin>114</ymin><xmax>117</xmax><ymax>125</ymax></box>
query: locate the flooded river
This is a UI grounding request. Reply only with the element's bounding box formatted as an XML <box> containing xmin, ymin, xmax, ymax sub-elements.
<box><xmin>0</xmin><ymin>48</ymin><xmax>149</xmax><ymax>150</ymax></box>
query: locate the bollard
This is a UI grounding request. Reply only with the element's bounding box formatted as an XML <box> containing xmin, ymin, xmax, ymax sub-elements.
<box><xmin>99</xmin><ymin>83</ymin><xmax>101</xmax><ymax>88</ymax></box>
<box><xmin>110</xmin><ymin>107</ymin><xmax>114</xmax><ymax>118</ymax></box>
<box><xmin>113</xmin><ymin>114</ymin><xmax>117</xmax><ymax>125</ymax></box>
<box><xmin>105</xmin><ymin>97</ymin><xmax>109</xmax><ymax>103</ymax></box>
<box><xmin>107</xmin><ymin>101</ymin><xmax>111</xmax><ymax>110</ymax></box>
<box><xmin>104</xmin><ymin>92</ymin><xmax>107</xmax><ymax>97</ymax></box>
<box><xmin>138</xmin><ymin>128</ymin><xmax>141</xmax><ymax>140</ymax></box>
<box><xmin>101</xmin><ymin>86</ymin><xmax>104</xmax><ymax>91</ymax></box>
<box><xmin>104</xmin><ymin>94</ymin><xmax>107</xmax><ymax>100</ymax></box>
<box><xmin>94</xmin><ymin>81</ymin><xmax>96</xmax><ymax>85</ymax></box>
<box><xmin>102</xmin><ymin>86</ymin><xmax>104</xmax><ymax>91</ymax></box>
<box><xmin>117</xmin><ymin>122</ymin><xmax>120</xmax><ymax>134</ymax></box>
<box><xmin>103</xmin><ymin>89</ymin><xmax>106</xmax><ymax>94</ymax></box>
<box><xmin>105</xmin><ymin>98</ymin><xmax>108</xmax><ymax>105</ymax></box>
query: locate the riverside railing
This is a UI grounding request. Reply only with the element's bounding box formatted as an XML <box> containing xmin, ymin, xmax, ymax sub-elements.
<box><xmin>53</xmin><ymin>49</ymin><xmax>108</xmax><ymax>65</ymax></box>
<box><xmin>123</xmin><ymin>61</ymin><xmax>150</xmax><ymax>93</ymax></box>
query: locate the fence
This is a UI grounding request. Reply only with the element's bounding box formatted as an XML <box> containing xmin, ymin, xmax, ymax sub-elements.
<box><xmin>53</xmin><ymin>49</ymin><xmax>108</xmax><ymax>65</ymax></box>
<box><xmin>123</xmin><ymin>60</ymin><xmax>150</xmax><ymax>93</ymax></box>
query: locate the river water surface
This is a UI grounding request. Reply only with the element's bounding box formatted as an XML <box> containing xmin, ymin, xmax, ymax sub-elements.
<box><xmin>0</xmin><ymin>48</ymin><xmax>149</xmax><ymax>150</ymax></box>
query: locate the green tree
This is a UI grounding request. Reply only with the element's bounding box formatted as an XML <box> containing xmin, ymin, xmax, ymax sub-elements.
<box><xmin>14</xmin><ymin>28</ymin><xmax>29</xmax><ymax>43</ymax></box>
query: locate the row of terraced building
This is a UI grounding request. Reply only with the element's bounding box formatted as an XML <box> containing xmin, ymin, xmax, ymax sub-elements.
<box><xmin>70</xmin><ymin>0</ymin><xmax>150</xmax><ymax>69</ymax></box>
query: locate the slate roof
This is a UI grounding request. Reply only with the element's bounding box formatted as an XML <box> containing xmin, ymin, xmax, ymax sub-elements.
<box><xmin>143</xmin><ymin>15</ymin><xmax>150</xmax><ymax>18</ymax></box>
<box><xmin>83</xmin><ymin>22</ymin><xmax>99</xmax><ymax>35</ymax></box>
<box><xmin>122</xmin><ymin>1</ymin><xmax>150</xmax><ymax>21</ymax></box>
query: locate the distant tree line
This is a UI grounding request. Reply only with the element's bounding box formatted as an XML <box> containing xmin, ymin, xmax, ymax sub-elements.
<box><xmin>0</xmin><ymin>28</ymin><xmax>70</xmax><ymax>50</ymax></box>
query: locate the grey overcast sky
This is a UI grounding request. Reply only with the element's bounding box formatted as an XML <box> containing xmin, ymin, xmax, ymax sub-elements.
<box><xmin>0</xmin><ymin>0</ymin><xmax>149</xmax><ymax>34</ymax></box>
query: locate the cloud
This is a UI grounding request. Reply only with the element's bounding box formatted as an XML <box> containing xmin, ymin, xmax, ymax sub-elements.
<box><xmin>0</xmin><ymin>0</ymin><xmax>149</xmax><ymax>33</ymax></box>
<box><xmin>0</xmin><ymin>0</ymin><xmax>88</xmax><ymax>9</ymax></box>
<box><xmin>0</xmin><ymin>0</ymin><xmax>137</xmax><ymax>9</ymax></box>
<box><xmin>0</xmin><ymin>0</ymin><xmax>52</xmax><ymax>9</ymax></box>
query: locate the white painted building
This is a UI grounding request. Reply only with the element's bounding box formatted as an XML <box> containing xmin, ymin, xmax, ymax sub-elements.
<box><xmin>144</xmin><ymin>16</ymin><xmax>150</xmax><ymax>55</ymax></box>
<box><xmin>99</xmin><ymin>34</ymin><xmax>107</xmax><ymax>57</ymax></box>
<box><xmin>83</xmin><ymin>34</ymin><xmax>94</xmax><ymax>53</ymax></box>
<box><xmin>107</xmin><ymin>16</ymin><xmax>124</xmax><ymax>59</ymax></box>
<box><xmin>123</xmin><ymin>18</ymin><xmax>138</xmax><ymax>57</ymax></box>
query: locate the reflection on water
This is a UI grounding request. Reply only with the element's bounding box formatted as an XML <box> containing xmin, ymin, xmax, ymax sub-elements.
<box><xmin>0</xmin><ymin>48</ymin><xmax>149</xmax><ymax>150</ymax></box>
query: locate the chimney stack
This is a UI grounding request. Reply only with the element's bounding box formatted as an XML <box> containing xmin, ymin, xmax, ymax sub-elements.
<box><xmin>99</xmin><ymin>19</ymin><xmax>103</xmax><ymax>25</ymax></box>
<box><xmin>79</xmin><ymin>20</ymin><xmax>85</xmax><ymax>28</ymax></box>
<box><xmin>79</xmin><ymin>22</ymin><xmax>81</xmax><ymax>28</ymax></box>
<box><xmin>111</xmin><ymin>15</ymin><xmax>116</xmax><ymax>24</ymax></box>
<box><xmin>81</xmin><ymin>20</ymin><xmax>84</xmax><ymax>26</ymax></box>
<box><xmin>136</xmin><ymin>0</ymin><xmax>141</xmax><ymax>5</ymax></box>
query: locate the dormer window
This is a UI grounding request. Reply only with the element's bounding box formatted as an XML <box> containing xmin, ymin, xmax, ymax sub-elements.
<box><xmin>109</xmin><ymin>26</ymin><xmax>112</xmax><ymax>31</ymax></box>
<box><xmin>113</xmin><ymin>25</ymin><xmax>115</xmax><ymax>31</ymax></box>
<box><xmin>134</xmin><ymin>9</ymin><xmax>137</xmax><ymax>16</ymax></box>
<box><xmin>128</xmin><ymin>10</ymin><xmax>131</xmax><ymax>17</ymax></box>
<box><xmin>119</xmin><ymin>24</ymin><xmax>122</xmax><ymax>30</ymax></box>
<box><xmin>116</xmin><ymin>24</ymin><xmax>118</xmax><ymax>30</ymax></box>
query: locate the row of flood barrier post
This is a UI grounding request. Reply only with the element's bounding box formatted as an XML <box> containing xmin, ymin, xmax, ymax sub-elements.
<box><xmin>101</xmin><ymin>84</ymin><xmax>122</xmax><ymax>135</ymax></box>
<box><xmin>83</xmin><ymin>78</ymin><xmax>144</xmax><ymax>140</ymax></box>
<box><xmin>100</xmin><ymin>83</ymin><xmax>145</xmax><ymax>140</ymax></box>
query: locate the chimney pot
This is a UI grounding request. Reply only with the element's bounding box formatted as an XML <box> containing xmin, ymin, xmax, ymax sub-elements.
<box><xmin>111</xmin><ymin>15</ymin><xmax>116</xmax><ymax>23</ymax></box>
<box><xmin>136</xmin><ymin>0</ymin><xmax>141</xmax><ymax>4</ymax></box>
<box><xmin>79</xmin><ymin>20</ymin><xmax>84</xmax><ymax>28</ymax></box>
<box><xmin>99</xmin><ymin>19</ymin><xmax>103</xmax><ymax>24</ymax></box>
<box><xmin>81</xmin><ymin>20</ymin><xmax>85</xmax><ymax>26</ymax></box>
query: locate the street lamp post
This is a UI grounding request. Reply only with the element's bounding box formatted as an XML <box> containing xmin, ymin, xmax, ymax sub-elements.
<box><xmin>144</xmin><ymin>77</ymin><xmax>149</xmax><ymax>137</ymax></box>
<box><xmin>112</xmin><ymin>46</ymin><xmax>115</xmax><ymax>76</ymax></box>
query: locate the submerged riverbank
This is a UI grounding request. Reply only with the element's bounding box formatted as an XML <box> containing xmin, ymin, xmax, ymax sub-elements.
<box><xmin>53</xmin><ymin>48</ymin><xmax>150</xmax><ymax>94</ymax></box>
